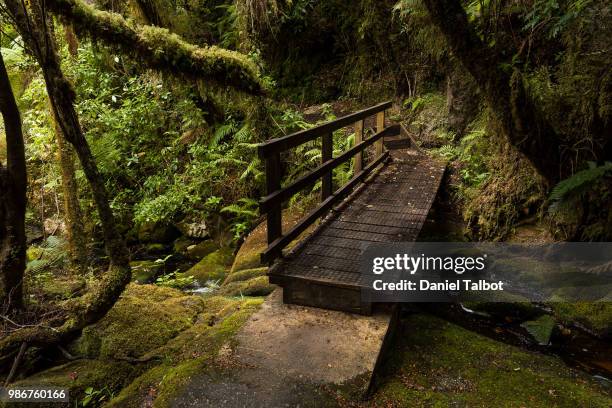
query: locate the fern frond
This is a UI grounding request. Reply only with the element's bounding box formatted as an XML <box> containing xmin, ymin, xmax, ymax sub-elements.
<box><xmin>549</xmin><ymin>162</ymin><xmax>612</xmax><ymax>205</ymax></box>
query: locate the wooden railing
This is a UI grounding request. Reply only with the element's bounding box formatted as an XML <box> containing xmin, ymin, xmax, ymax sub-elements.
<box><xmin>258</xmin><ymin>101</ymin><xmax>399</xmax><ymax>264</ymax></box>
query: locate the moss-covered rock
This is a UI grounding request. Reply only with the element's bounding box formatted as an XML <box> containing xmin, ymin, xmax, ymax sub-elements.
<box><xmin>106</xmin><ymin>296</ymin><xmax>263</xmax><ymax>408</ymax></box>
<box><xmin>40</xmin><ymin>275</ymin><xmax>86</xmax><ymax>300</ymax></box>
<box><xmin>551</xmin><ymin>302</ymin><xmax>612</xmax><ymax>339</ymax></box>
<box><xmin>218</xmin><ymin>276</ymin><xmax>274</xmax><ymax>297</ymax></box>
<box><xmin>184</xmin><ymin>247</ymin><xmax>234</xmax><ymax>284</ymax></box>
<box><xmin>129</xmin><ymin>260</ymin><xmax>164</xmax><ymax>284</ymax></box>
<box><xmin>185</xmin><ymin>239</ymin><xmax>218</xmax><ymax>260</ymax></box>
<box><xmin>223</xmin><ymin>267</ymin><xmax>268</xmax><ymax>284</ymax></box>
<box><xmin>367</xmin><ymin>314</ymin><xmax>611</xmax><ymax>407</ymax></box>
<box><xmin>69</xmin><ymin>284</ymin><xmax>205</xmax><ymax>359</ymax></box>
<box><xmin>10</xmin><ymin>359</ymin><xmax>137</xmax><ymax>408</ymax></box>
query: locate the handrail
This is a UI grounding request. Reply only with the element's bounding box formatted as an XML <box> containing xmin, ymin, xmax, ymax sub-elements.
<box><xmin>258</xmin><ymin>101</ymin><xmax>392</xmax><ymax>158</ymax></box>
<box><xmin>257</xmin><ymin>101</ymin><xmax>397</xmax><ymax>264</ymax></box>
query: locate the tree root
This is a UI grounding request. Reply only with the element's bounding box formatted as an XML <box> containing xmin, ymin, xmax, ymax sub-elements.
<box><xmin>4</xmin><ymin>342</ymin><xmax>27</xmax><ymax>386</ymax></box>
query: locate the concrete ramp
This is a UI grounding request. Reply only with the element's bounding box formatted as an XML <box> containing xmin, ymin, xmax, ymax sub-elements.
<box><xmin>172</xmin><ymin>289</ymin><xmax>396</xmax><ymax>407</ymax></box>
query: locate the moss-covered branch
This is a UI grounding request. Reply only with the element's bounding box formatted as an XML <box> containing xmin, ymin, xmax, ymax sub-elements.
<box><xmin>45</xmin><ymin>0</ymin><xmax>264</xmax><ymax>94</ymax></box>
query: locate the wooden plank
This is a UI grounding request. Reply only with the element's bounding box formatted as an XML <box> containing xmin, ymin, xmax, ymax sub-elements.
<box><xmin>277</xmin><ymin>265</ymin><xmax>364</xmax><ymax>287</ymax></box>
<box><xmin>267</xmin><ymin>147</ymin><xmax>449</xmax><ymax>311</ymax></box>
<box><xmin>328</xmin><ymin>220</ymin><xmax>419</xmax><ymax>237</ymax></box>
<box><xmin>258</xmin><ymin>101</ymin><xmax>391</xmax><ymax>157</ymax></box>
<box><xmin>293</xmin><ymin>253</ymin><xmax>361</xmax><ymax>273</ymax></box>
<box><xmin>308</xmin><ymin>235</ymin><xmax>374</xmax><ymax>251</ymax></box>
<box><xmin>303</xmin><ymin>243</ymin><xmax>363</xmax><ymax>260</ymax></box>
<box><xmin>320</xmin><ymin>227</ymin><xmax>403</xmax><ymax>243</ymax></box>
<box><xmin>260</xmin><ymin>151</ymin><xmax>390</xmax><ymax>263</ymax></box>
<box><xmin>376</xmin><ymin>111</ymin><xmax>385</xmax><ymax>157</ymax></box>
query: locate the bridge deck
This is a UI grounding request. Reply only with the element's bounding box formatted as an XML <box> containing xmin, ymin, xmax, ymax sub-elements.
<box><xmin>269</xmin><ymin>145</ymin><xmax>447</xmax><ymax>314</ymax></box>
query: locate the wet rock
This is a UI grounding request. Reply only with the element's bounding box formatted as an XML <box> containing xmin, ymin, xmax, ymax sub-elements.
<box><xmin>223</xmin><ymin>267</ymin><xmax>268</xmax><ymax>285</ymax></box>
<box><xmin>185</xmin><ymin>247</ymin><xmax>234</xmax><ymax>284</ymax></box>
<box><xmin>185</xmin><ymin>239</ymin><xmax>218</xmax><ymax>261</ymax></box>
<box><xmin>218</xmin><ymin>276</ymin><xmax>274</xmax><ymax>297</ymax></box>
<box><xmin>176</xmin><ymin>219</ymin><xmax>209</xmax><ymax>239</ymax></box>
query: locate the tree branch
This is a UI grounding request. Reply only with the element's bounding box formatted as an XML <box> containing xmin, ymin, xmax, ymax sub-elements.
<box><xmin>44</xmin><ymin>0</ymin><xmax>264</xmax><ymax>94</ymax></box>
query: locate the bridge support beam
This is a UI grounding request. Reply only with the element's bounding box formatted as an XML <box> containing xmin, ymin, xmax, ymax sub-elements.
<box><xmin>353</xmin><ymin>120</ymin><xmax>364</xmax><ymax>173</ymax></box>
<box><xmin>376</xmin><ymin>111</ymin><xmax>385</xmax><ymax>157</ymax></box>
<box><xmin>321</xmin><ymin>132</ymin><xmax>333</xmax><ymax>201</ymax></box>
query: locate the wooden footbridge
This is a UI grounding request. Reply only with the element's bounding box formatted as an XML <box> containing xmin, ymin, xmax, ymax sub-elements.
<box><xmin>258</xmin><ymin>101</ymin><xmax>446</xmax><ymax>314</ymax></box>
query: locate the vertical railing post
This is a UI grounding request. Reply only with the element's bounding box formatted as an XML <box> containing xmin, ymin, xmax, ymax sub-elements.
<box><xmin>353</xmin><ymin>120</ymin><xmax>363</xmax><ymax>173</ymax></box>
<box><xmin>265</xmin><ymin>152</ymin><xmax>282</xmax><ymax>246</ymax></box>
<box><xmin>321</xmin><ymin>132</ymin><xmax>333</xmax><ymax>201</ymax></box>
<box><xmin>376</xmin><ymin>110</ymin><xmax>385</xmax><ymax>158</ymax></box>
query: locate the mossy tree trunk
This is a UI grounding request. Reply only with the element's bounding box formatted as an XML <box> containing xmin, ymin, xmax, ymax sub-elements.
<box><xmin>53</xmin><ymin>24</ymin><xmax>88</xmax><ymax>270</ymax></box>
<box><xmin>0</xmin><ymin>51</ymin><xmax>27</xmax><ymax>314</ymax></box>
<box><xmin>53</xmin><ymin>114</ymin><xmax>88</xmax><ymax>270</ymax></box>
<box><xmin>0</xmin><ymin>0</ymin><xmax>131</xmax><ymax>356</ymax></box>
<box><xmin>423</xmin><ymin>0</ymin><xmax>561</xmax><ymax>185</ymax></box>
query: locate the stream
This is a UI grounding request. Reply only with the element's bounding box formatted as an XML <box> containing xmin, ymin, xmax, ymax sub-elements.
<box><xmin>415</xmin><ymin>206</ymin><xmax>612</xmax><ymax>388</ymax></box>
<box><xmin>417</xmin><ymin>302</ymin><xmax>611</xmax><ymax>387</ymax></box>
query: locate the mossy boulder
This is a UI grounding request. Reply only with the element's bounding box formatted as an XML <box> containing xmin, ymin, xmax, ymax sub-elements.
<box><xmin>69</xmin><ymin>284</ymin><xmax>205</xmax><ymax>359</ymax></box>
<box><xmin>184</xmin><ymin>247</ymin><xmax>234</xmax><ymax>284</ymax></box>
<box><xmin>223</xmin><ymin>267</ymin><xmax>268</xmax><ymax>284</ymax></box>
<box><xmin>218</xmin><ymin>276</ymin><xmax>274</xmax><ymax>297</ymax></box>
<box><xmin>129</xmin><ymin>260</ymin><xmax>164</xmax><ymax>283</ymax></box>
<box><xmin>106</xmin><ymin>296</ymin><xmax>264</xmax><ymax>407</ymax></box>
<box><xmin>11</xmin><ymin>360</ymin><xmax>137</xmax><ymax>408</ymax></box>
<box><xmin>366</xmin><ymin>314</ymin><xmax>611</xmax><ymax>406</ymax></box>
<box><xmin>185</xmin><ymin>239</ymin><xmax>218</xmax><ymax>260</ymax></box>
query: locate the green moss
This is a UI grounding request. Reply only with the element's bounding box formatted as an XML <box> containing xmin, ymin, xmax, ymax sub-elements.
<box><xmin>185</xmin><ymin>239</ymin><xmax>218</xmax><ymax>260</ymax></box>
<box><xmin>185</xmin><ymin>247</ymin><xmax>234</xmax><ymax>284</ymax></box>
<box><xmin>129</xmin><ymin>260</ymin><xmax>164</xmax><ymax>283</ymax></box>
<box><xmin>370</xmin><ymin>314</ymin><xmax>611</xmax><ymax>407</ymax></box>
<box><xmin>69</xmin><ymin>284</ymin><xmax>205</xmax><ymax>359</ymax></box>
<box><xmin>521</xmin><ymin>315</ymin><xmax>557</xmax><ymax>345</ymax></box>
<box><xmin>217</xmin><ymin>276</ymin><xmax>274</xmax><ymax>297</ymax></box>
<box><xmin>26</xmin><ymin>246</ymin><xmax>44</xmax><ymax>262</ymax></box>
<box><xmin>48</xmin><ymin>0</ymin><xmax>263</xmax><ymax>93</ymax></box>
<box><xmin>551</xmin><ymin>302</ymin><xmax>612</xmax><ymax>337</ymax></box>
<box><xmin>107</xmin><ymin>296</ymin><xmax>263</xmax><ymax>407</ymax></box>
<box><xmin>11</xmin><ymin>360</ymin><xmax>137</xmax><ymax>408</ymax></box>
<box><xmin>231</xmin><ymin>247</ymin><xmax>262</xmax><ymax>273</ymax></box>
<box><xmin>223</xmin><ymin>267</ymin><xmax>268</xmax><ymax>284</ymax></box>
<box><xmin>40</xmin><ymin>275</ymin><xmax>86</xmax><ymax>300</ymax></box>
